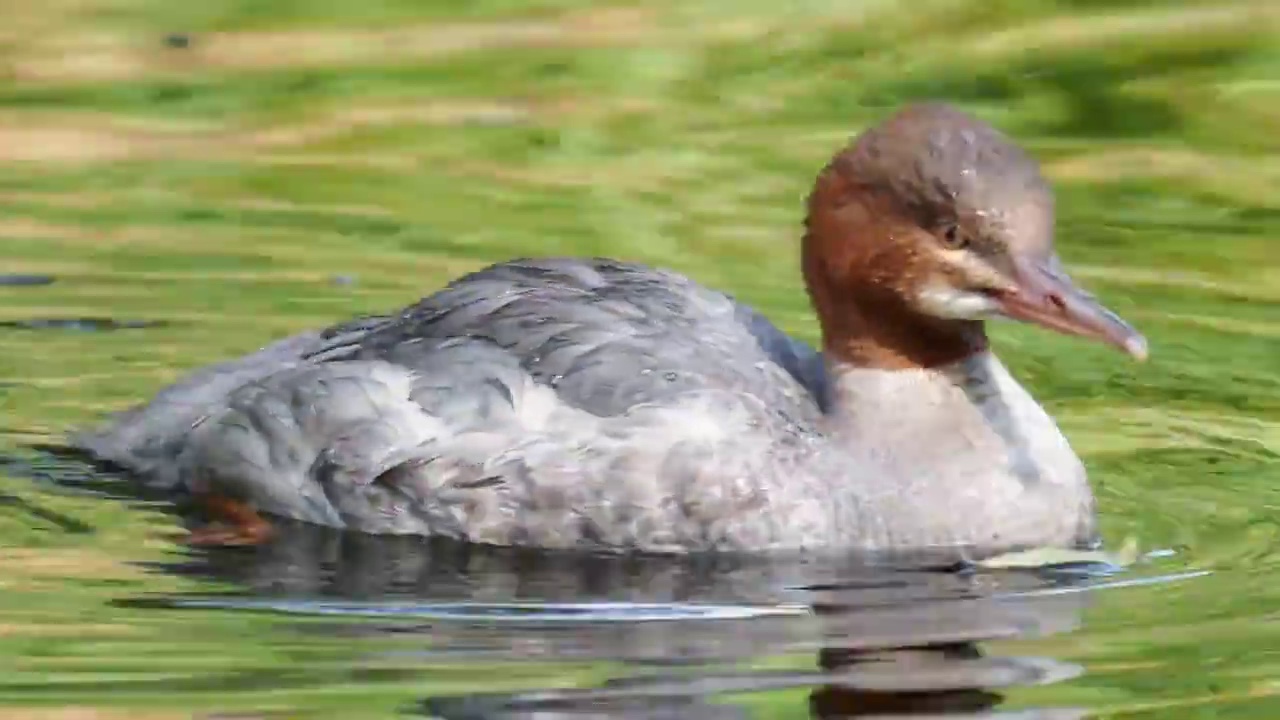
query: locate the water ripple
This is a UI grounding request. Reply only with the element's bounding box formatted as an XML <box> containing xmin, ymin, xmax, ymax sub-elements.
<box><xmin>164</xmin><ymin>598</ymin><xmax>811</xmax><ymax>623</ymax></box>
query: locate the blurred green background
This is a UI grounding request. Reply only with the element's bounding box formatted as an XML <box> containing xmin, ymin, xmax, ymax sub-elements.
<box><xmin>1</xmin><ymin>0</ymin><xmax>1278</xmax><ymax>717</ymax></box>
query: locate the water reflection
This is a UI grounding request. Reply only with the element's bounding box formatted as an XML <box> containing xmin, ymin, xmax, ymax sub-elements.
<box><xmin>0</xmin><ymin>273</ymin><xmax>56</xmax><ymax>286</ymax></box>
<box><xmin>144</xmin><ymin>521</ymin><xmax>1104</xmax><ymax>719</ymax></box>
<box><xmin>0</xmin><ymin>317</ymin><xmax>169</xmax><ymax>331</ymax></box>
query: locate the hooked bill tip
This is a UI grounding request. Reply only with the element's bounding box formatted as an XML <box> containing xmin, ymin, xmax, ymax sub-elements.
<box><xmin>1123</xmin><ymin>335</ymin><xmax>1149</xmax><ymax>362</ymax></box>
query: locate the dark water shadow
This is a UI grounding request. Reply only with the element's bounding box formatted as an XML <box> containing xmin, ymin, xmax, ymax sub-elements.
<box><xmin>0</xmin><ymin>449</ymin><xmax>115</xmax><ymax>533</ymax></box>
<box><xmin>0</xmin><ymin>317</ymin><xmax>169</xmax><ymax>331</ymax></box>
<box><xmin>0</xmin><ymin>493</ymin><xmax>95</xmax><ymax>533</ymax></box>
<box><xmin>0</xmin><ymin>273</ymin><xmax>56</xmax><ymax>286</ymax></box>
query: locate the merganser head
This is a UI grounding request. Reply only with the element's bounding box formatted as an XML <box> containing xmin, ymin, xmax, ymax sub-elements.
<box><xmin>802</xmin><ymin>103</ymin><xmax>1147</xmax><ymax>370</ymax></box>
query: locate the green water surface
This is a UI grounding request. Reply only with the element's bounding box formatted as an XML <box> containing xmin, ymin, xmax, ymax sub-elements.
<box><xmin>1</xmin><ymin>0</ymin><xmax>1278</xmax><ymax>717</ymax></box>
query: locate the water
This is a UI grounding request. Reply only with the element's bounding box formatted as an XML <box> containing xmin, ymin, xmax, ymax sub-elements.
<box><xmin>0</xmin><ymin>317</ymin><xmax>170</xmax><ymax>331</ymax></box>
<box><xmin>113</xmin><ymin>511</ymin><xmax>1203</xmax><ymax>718</ymax></box>
<box><xmin>1</xmin><ymin>1</ymin><xmax>1276</xmax><ymax>709</ymax></box>
<box><xmin>0</xmin><ymin>448</ymin><xmax>1252</xmax><ymax>718</ymax></box>
<box><xmin>154</xmin><ymin>525</ymin><xmax>1094</xmax><ymax>718</ymax></box>
<box><xmin>160</xmin><ymin>517</ymin><xmax>1208</xmax><ymax>712</ymax></box>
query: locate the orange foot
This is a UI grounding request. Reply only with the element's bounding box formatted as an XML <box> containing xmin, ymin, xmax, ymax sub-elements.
<box><xmin>182</xmin><ymin>494</ymin><xmax>274</xmax><ymax>547</ymax></box>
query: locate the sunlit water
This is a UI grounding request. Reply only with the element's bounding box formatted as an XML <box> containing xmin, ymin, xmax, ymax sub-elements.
<box><xmin>5</xmin><ymin>450</ymin><xmax>1218</xmax><ymax>719</ymax></box>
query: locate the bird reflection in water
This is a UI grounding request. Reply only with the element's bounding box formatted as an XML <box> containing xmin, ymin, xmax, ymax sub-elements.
<box><xmin>147</xmin><ymin>520</ymin><xmax>1093</xmax><ymax>719</ymax></box>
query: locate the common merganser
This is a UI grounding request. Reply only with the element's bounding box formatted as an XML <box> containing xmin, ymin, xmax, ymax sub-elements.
<box><xmin>72</xmin><ymin>103</ymin><xmax>1147</xmax><ymax>555</ymax></box>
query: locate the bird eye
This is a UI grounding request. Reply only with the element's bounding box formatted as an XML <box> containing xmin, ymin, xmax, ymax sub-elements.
<box><xmin>941</xmin><ymin>224</ymin><xmax>970</xmax><ymax>250</ymax></box>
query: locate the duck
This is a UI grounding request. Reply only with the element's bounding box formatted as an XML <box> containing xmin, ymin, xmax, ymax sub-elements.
<box><xmin>71</xmin><ymin>103</ymin><xmax>1147</xmax><ymax>556</ymax></box>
